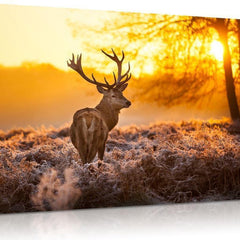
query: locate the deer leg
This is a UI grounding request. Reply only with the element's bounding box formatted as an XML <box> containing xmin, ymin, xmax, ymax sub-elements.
<box><xmin>97</xmin><ymin>145</ymin><xmax>105</xmax><ymax>168</ymax></box>
<box><xmin>86</xmin><ymin>118</ymin><xmax>100</xmax><ymax>163</ymax></box>
<box><xmin>97</xmin><ymin>133</ymin><xmax>108</xmax><ymax>168</ymax></box>
<box><xmin>98</xmin><ymin>127</ymin><xmax>108</xmax><ymax>160</ymax></box>
<box><xmin>76</xmin><ymin>118</ymin><xmax>88</xmax><ymax>164</ymax></box>
<box><xmin>98</xmin><ymin>144</ymin><xmax>105</xmax><ymax>160</ymax></box>
<box><xmin>76</xmin><ymin>135</ymin><xmax>87</xmax><ymax>164</ymax></box>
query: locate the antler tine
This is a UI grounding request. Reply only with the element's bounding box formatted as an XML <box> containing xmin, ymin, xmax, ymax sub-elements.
<box><xmin>113</xmin><ymin>72</ymin><xmax>117</xmax><ymax>85</ymax></box>
<box><xmin>111</xmin><ymin>48</ymin><xmax>117</xmax><ymax>58</ymax></box>
<box><xmin>102</xmin><ymin>49</ymin><xmax>123</xmax><ymax>63</ymax></box>
<box><xmin>104</xmin><ymin>77</ymin><xmax>110</xmax><ymax>86</ymax></box>
<box><xmin>116</xmin><ymin>73</ymin><xmax>132</xmax><ymax>88</ymax></box>
<box><xmin>76</xmin><ymin>54</ymin><xmax>81</xmax><ymax>63</ymax></box>
<box><xmin>120</xmin><ymin>50</ymin><xmax>125</xmax><ymax>62</ymax></box>
<box><xmin>91</xmin><ymin>74</ymin><xmax>97</xmax><ymax>83</ymax></box>
<box><xmin>111</xmin><ymin>48</ymin><xmax>125</xmax><ymax>63</ymax></box>
<box><xmin>101</xmin><ymin>49</ymin><xmax>115</xmax><ymax>61</ymax></box>
<box><xmin>120</xmin><ymin>62</ymin><xmax>130</xmax><ymax>80</ymax></box>
<box><xmin>114</xmin><ymin>62</ymin><xmax>131</xmax><ymax>89</ymax></box>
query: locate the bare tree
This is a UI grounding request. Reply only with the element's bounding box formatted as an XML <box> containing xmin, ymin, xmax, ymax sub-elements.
<box><xmin>68</xmin><ymin>13</ymin><xmax>240</xmax><ymax>121</ymax></box>
<box><xmin>189</xmin><ymin>17</ymin><xmax>240</xmax><ymax>121</ymax></box>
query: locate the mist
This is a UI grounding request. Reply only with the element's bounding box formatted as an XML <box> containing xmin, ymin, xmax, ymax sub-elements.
<box><xmin>0</xmin><ymin>63</ymin><xmax>230</xmax><ymax>131</ymax></box>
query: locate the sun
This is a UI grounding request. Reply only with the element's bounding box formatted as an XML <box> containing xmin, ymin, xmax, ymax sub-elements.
<box><xmin>143</xmin><ymin>63</ymin><xmax>154</xmax><ymax>75</ymax></box>
<box><xmin>210</xmin><ymin>40</ymin><xmax>224</xmax><ymax>61</ymax></box>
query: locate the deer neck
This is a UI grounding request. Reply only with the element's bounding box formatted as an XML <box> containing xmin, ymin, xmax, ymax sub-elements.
<box><xmin>95</xmin><ymin>99</ymin><xmax>120</xmax><ymax>131</ymax></box>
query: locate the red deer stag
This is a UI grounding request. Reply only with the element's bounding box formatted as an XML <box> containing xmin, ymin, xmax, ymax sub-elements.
<box><xmin>67</xmin><ymin>49</ymin><xmax>131</xmax><ymax>164</ymax></box>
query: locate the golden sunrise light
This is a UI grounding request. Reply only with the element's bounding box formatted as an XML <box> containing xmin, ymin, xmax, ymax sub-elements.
<box><xmin>131</xmin><ymin>41</ymin><xmax>161</xmax><ymax>77</ymax></box>
<box><xmin>210</xmin><ymin>40</ymin><xmax>224</xmax><ymax>61</ymax></box>
<box><xmin>0</xmin><ymin>4</ymin><xmax>238</xmax><ymax>133</ymax></box>
<box><xmin>143</xmin><ymin>63</ymin><xmax>154</xmax><ymax>74</ymax></box>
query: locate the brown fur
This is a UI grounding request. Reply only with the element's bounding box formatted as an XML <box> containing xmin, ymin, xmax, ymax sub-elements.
<box><xmin>67</xmin><ymin>50</ymin><xmax>131</xmax><ymax>164</ymax></box>
<box><xmin>70</xmin><ymin>89</ymin><xmax>131</xmax><ymax>164</ymax></box>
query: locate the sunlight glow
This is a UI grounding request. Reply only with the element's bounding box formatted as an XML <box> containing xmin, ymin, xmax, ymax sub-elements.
<box><xmin>143</xmin><ymin>63</ymin><xmax>154</xmax><ymax>75</ymax></box>
<box><xmin>210</xmin><ymin>40</ymin><xmax>224</xmax><ymax>61</ymax></box>
<box><xmin>132</xmin><ymin>41</ymin><xmax>161</xmax><ymax>77</ymax></box>
<box><xmin>132</xmin><ymin>62</ymin><xmax>155</xmax><ymax>78</ymax></box>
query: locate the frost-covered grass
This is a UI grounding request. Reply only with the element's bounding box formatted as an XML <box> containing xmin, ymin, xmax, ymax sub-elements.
<box><xmin>0</xmin><ymin>120</ymin><xmax>240</xmax><ymax>213</ymax></box>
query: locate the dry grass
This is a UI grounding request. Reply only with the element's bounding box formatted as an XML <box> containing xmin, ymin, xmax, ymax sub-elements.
<box><xmin>0</xmin><ymin>119</ymin><xmax>240</xmax><ymax>213</ymax></box>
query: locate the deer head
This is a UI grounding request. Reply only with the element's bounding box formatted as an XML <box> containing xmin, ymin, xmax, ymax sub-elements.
<box><xmin>67</xmin><ymin>49</ymin><xmax>131</xmax><ymax>110</ymax></box>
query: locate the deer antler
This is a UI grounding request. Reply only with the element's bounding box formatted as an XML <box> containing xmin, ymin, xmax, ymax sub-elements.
<box><xmin>101</xmin><ymin>49</ymin><xmax>131</xmax><ymax>88</ymax></box>
<box><xmin>67</xmin><ymin>49</ymin><xmax>131</xmax><ymax>90</ymax></box>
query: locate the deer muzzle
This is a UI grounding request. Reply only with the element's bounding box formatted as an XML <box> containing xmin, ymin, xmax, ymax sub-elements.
<box><xmin>125</xmin><ymin>100</ymin><xmax>131</xmax><ymax>108</ymax></box>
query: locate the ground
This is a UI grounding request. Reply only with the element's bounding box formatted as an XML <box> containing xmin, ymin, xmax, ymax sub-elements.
<box><xmin>0</xmin><ymin>119</ymin><xmax>240</xmax><ymax>213</ymax></box>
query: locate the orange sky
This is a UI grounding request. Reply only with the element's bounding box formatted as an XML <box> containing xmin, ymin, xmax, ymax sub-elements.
<box><xmin>0</xmin><ymin>5</ymin><xmax>168</xmax><ymax>78</ymax></box>
<box><xmin>0</xmin><ymin>5</ymin><xmax>111</xmax><ymax>70</ymax></box>
<box><xmin>0</xmin><ymin>5</ymin><xmax>225</xmax><ymax>75</ymax></box>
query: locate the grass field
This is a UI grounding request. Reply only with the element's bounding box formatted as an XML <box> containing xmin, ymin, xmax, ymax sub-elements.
<box><xmin>0</xmin><ymin>119</ymin><xmax>240</xmax><ymax>213</ymax></box>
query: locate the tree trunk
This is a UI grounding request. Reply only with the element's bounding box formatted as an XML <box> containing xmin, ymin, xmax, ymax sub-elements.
<box><xmin>237</xmin><ymin>19</ymin><xmax>240</xmax><ymax>82</ymax></box>
<box><xmin>215</xmin><ymin>18</ymin><xmax>240</xmax><ymax>121</ymax></box>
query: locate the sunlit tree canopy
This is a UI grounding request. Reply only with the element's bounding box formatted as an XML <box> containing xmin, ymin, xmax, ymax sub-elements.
<box><xmin>68</xmin><ymin>13</ymin><xmax>240</xmax><ymax>120</ymax></box>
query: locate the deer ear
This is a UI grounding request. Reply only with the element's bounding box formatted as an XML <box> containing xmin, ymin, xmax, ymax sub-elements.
<box><xmin>118</xmin><ymin>83</ymin><xmax>128</xmax><ymax>92</ymax></box>
<box><xmin>97</xmin><ymin>85</ymin><xmax>107</xmax><ymax>94</ymax></box>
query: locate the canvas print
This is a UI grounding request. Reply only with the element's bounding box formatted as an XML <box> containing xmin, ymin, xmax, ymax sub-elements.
<box><xmin>0</xmin><ymin>4</ymin><xmax>240</xmax><ymax>213</ymax></box>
